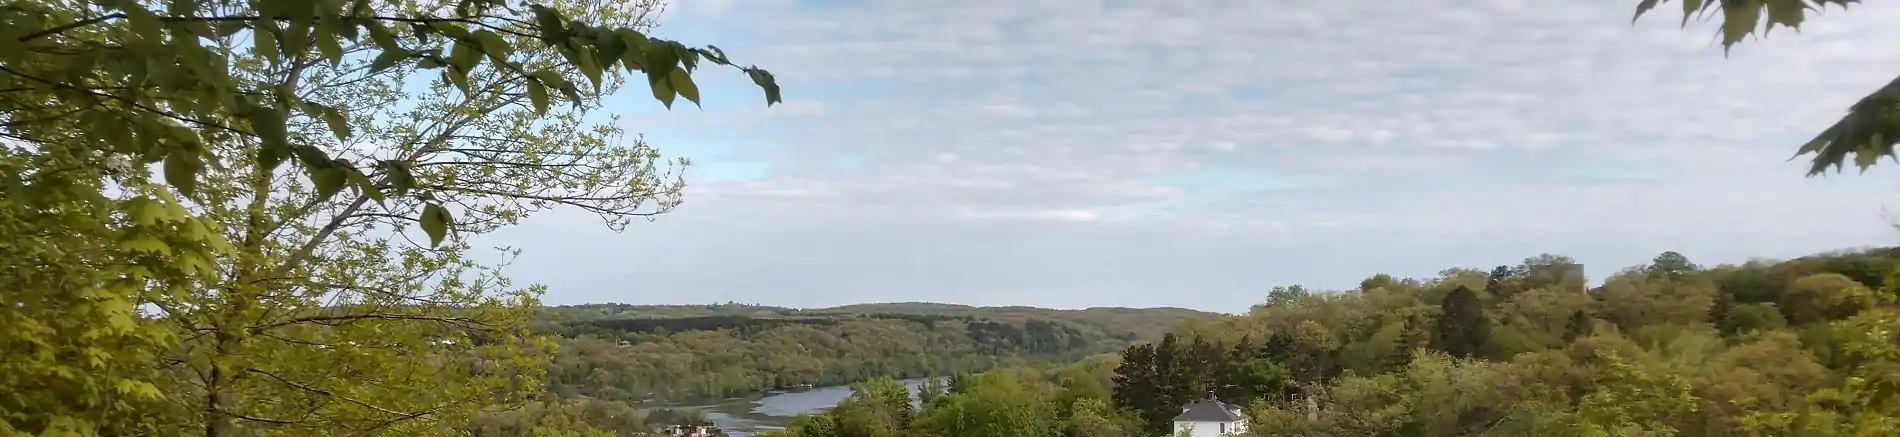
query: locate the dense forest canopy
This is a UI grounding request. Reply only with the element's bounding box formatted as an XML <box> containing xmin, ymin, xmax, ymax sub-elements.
<box><xmin>762</xmin><ymin>246</ymin><xmax>1900</xmax><ymax>437</ymax></box>
<box><xmin>527</xmin><ymin>303</ymin><xmax>1220</xmax><ymax>403</ymax></box>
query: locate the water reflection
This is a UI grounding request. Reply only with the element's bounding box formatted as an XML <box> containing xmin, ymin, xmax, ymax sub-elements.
<box><xmin>673</xmin><ymin>377</ymin><xmax>939</xmax><ymax>437</ymax></box>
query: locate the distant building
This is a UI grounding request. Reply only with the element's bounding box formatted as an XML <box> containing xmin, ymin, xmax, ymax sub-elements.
<box><xmin>1172</xmin><ymin>397</ymin><xmax>1247</xmax><ymax>437</ymax></box>
<box><xmin>661</xmin><ymin>424</ymin><xmax>723</xmax><ymax>436</ymax></box>
<box><xmin>1557</xmin><ymin>263</ymin><xmax>1586</xmax><ymax>294</ymax></box>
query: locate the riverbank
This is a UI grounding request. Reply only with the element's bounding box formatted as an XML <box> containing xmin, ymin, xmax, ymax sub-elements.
<box><xmin>655</xmin><ymin>377</ymin><xmax>940</xmax><ymax>436</ymax></box>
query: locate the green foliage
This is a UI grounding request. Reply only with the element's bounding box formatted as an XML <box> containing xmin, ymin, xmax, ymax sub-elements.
<box><xmin>1110</xmin><ymin>333</ymin><xmax>1288</xmax><ymax>435</ymax></box>
<box><xmin>0</xmin><ymin>0</ymin><xmax>780</xmax><ymax>247</ymax></box>
<box><xmin>532</xmin><ymin>305</ymin><xmax>1211</xmax><ymax>402</ymax></box>
<box><xmin>1432</xmin><ymin>285</ymin><xmax>1490</xmax><ymax>359</ymax></box>
<box><xmin>1</xmin><ymin>0</ymin><xmax>782</xmax><ymax>435</ymax></box>
<box><xmin>762</xmin><ymin>363</ymin><xmax>1140</xmax><ymax>437</ymax></box>
<box><xmin>1083</xmin><ymin>248</ymin><xmax>1900</xmax><ymax>436</ymax></box>
<box><xmin>1570</xmin><ymin>350</ymin><xmax>1699</xmax><ymax>437</ymax></box>
<box><xmin>1630</xmin><ymin>0</ymin><xmax>1900</xmax><ymax>176</ymax></box>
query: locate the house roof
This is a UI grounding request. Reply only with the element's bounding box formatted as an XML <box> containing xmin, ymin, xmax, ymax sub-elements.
<box><xmin>1172</xmin><ymin>398</ymin><xmax>1242</xmax><ymax>422</ymax></box>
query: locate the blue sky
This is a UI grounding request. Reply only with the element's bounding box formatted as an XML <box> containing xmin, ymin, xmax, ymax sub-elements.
<box><xmin>480</xmin><ymin>0</ymin><xmax>1900</xmax><ymax>313</ymax></box>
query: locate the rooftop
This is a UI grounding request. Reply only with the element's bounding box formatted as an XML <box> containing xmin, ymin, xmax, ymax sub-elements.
<box><xmin>1173</xmin><ymin>398</ymin><xmax>1243</xmax><ymax>422</ymax></box>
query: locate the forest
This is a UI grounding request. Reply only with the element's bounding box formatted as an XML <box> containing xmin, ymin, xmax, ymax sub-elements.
<box><xmin>8</xmin><ymin>0</ymin><xmax>1900</xmax><ymax>436</ymax></box>
<box><xmin>450</xmin><ymin>304</ymin><xmax>1214</xmax><ymax>436</ymax></box>
<box><xmin>761</xmin><ymin>247</ymin><xmax>1900</xmax><ymax>437</ymax></box>
<box><xmin>526</xmin><ymin>303</ymin><xmax>1217</xmax><ymax>402</ymax></box>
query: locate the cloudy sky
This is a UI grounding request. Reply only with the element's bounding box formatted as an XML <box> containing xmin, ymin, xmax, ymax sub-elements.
<box><xmin>480</xmin><ymin>0</ymin><xmax>1900</xmax><ymax>313</ymax></box>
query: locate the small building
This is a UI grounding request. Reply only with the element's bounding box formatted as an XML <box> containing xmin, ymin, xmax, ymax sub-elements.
<box><xmin>1172</xmin><ymin>397</ymin><xmax>1246</xmax><ymax>437</ymax></box>
<box><xmin>661</xmin><ymin>424</ymin><xmax>723</xmax><ymax>436</ymax></box>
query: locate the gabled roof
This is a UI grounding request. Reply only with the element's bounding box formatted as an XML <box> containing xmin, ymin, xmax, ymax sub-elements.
<box><xmin>1172</xmin><ymin>398</ymin><xmax>1242</xmax><ymax>422</ymax></box>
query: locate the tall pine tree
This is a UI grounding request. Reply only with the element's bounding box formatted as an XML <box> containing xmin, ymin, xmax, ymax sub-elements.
<box><xmin>1112</xmin><ymin>343</ymin><xmax>1168</xmax><ymax>434</ymax></box>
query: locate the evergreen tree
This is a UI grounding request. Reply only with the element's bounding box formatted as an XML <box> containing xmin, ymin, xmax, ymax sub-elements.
<box><xmin>1563</xmin><ymin>310</ymin><xmax>1595</xmax><ymax>343</ymax></box>
<box><xmin>1386</xmin><ymin>314</ymin><xmax>1429</xmax><ymax>370</ymax></box>
<box><xmin>1263</xmin><ymin>330</ymin><xmax>1297</xmax><ymax>364</ymax></box>
<box><xmin>1111</xmin><ymin>344</ymin><xmax>1164</xmax><ymax>433</ymax></box>
<box><xmin>1710</xmin><ymin>290</ymin><xmax>1737</xmax><ymax>333</ymax></box>
<box><xmin>1433</xmin><ymin>286</ymin><xmax>1490</xmax><ymax>359</ymax></box>
<box><xmin>1215</xmin><ymin>338</ymin><xmax>1256</xmax><ymax>402</ymax></box>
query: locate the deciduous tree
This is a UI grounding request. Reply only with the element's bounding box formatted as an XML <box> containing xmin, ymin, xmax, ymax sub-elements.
<box><xmin>1</xmin><ymin>0</ymin><xmax>781</xmax><ymax>435</ymax></box>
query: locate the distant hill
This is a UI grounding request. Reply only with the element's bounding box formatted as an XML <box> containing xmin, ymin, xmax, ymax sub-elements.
<box><xmin>527</xmin><ymin>302</ymin><xmax>1221</xmax><ymax>402</ymax></box>
<box><xmin>535</xmin><ymin>301</ymin><xmax>1222</xmax><ymax>343</ymax></box>
<box><xmin>808</xmin><ymin>302</ymin><xmax>1222</xmax><ymax>343</ymax></box>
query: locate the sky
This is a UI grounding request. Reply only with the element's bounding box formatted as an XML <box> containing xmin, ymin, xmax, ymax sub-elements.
<box><xmin>479</xmin><ymin>0</ymin><xmax>1900</xmax><ymax>314</ymax></box>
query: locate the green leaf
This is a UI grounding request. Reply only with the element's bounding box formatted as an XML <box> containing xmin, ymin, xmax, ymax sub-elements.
<box><xmin>675</xmin><ymin>44</ymin><xmax>701</xmax><ymax>72</ymax></box>
<box><xmin>124</xmin><ymin>6</ymin><xmax>164</xmax><ymax>44</ymax></box>
<box><xmin>532</xmin><ymin>6</ymin><xmax>566</xmax><ymax>39</ymax></box>
<box><xmin>366</xmin><ymin>20</ymin><xmax>399</xmax><ymax>49</ymax></box>
<box><xmin>252</xmin><ymin>21</ymin><xmax>279</xmax><ymax>61</ymax></box>
<box><xmin>527</xmin><ymin>80</ymin><xmax>550</xmax><ymax>114</ymax></box>
<box><xmin>748</xmin><ymin>69</ymin><xmax>783</xmax><ymax>106</ymax></box>
<box><xmin>446</xmin><ymin>67</ymin><xmax>472</xmax><ymax>94</ymax></box>
<box><xmin>410</xmin><ymin>22</ymin><xmax>431</xmax><ymax>45</ymax></box>
<box><xmin>164</xmin><ymin>152</ymin><xmax>199</xmax><ymax>197</ymax></box>
<box><xmin>119</xmin><ymin>234</ymin><xmax>173</xmax><ymax>255</ymax></box>
<box><xmin>284</xmin><ymin>13</ymin><xmax>314</xmax><ymax>60</ymax></box>
<box><xmin>643</xmin><ymin>42</ymin><xmax>678</xmax><ymax>79</ymax></box>
<box><xmin>248</xmin><ymin>105</ymin><xmax>290</xmax><ymax>161</ymax></box>
<box><xmin>1633</xmin><ymin>0</ymin><xmax>1661</xmax><ymax>23</ymax></box>
<box><xmin>113</xmin><ymin>379</ymin><xmax>164</xmax><ymax>400</ymax></box>
<box><xmin>703</xmin><ymin>45</ymin><xmax>732</xmax><ymax>65</ymax></box>
<box><xmin>125</xmin><ymin>197</ymin><xmax>170</xmax><ymax>226</ymax></box>
<box><xmin>309</xmin><ymin>163</ymin><xmax>347</xmax><ymax>203</ymax></box>
<box><xmin>577</xmin><ymin>47</ymin><xmax>603</xmax><ymax>89</ymax></box>
<box><xmin>1681</xmin><ymin>0</ymin><xmax>1707</xmax><ymax>27</ymax></box>
<box><xmin>286</xmin><ymin>143</ymin><xmax>323</xmax><ymax>165</ymax></box>
<box><xmin>1763</xmin><ymin>0</ymin><xmax>1806</xmax><ymax>34</ymax></box>
<box><xmin>258</xmin><ymin>142</ymin><xmax>289</xmax><ymax>173</ymax></box>
<box><xmin>617</xmin><ymin>30</ymin><xmax>650</xmax><ymax>71</ymax></box>
<box><xmin>314</xmin><ymin>104</ymin><xmax>350</xmax><ymax>141</ymax></box>
<box><xmin>344</xmin><ymin>166</ymin><xmax>385</xmax><ymax>204</ymax></box>
<box><xmin>668</xmin><ymin>68</ymin><xmax>701</xmax><ymax>107</ymax></box>
<box><xmin>1720</xmin><ymin>0</ymin><xmax>1762</xmax><ymax>50</ymax></box>
<box><xmin>327</xmin><ymin>14</ymin><xmax>359</xmax><ymax>41</ymax></box>
<box><xmin>450</xmin><ymin>40</ymin><xmax>482</xmax><ymax>71</ymax></box>
<box><xmin>369</xmin><ymin>48</ymin><xmax>408</xmax><ymax>73</ymax></box>
<box><xmin>316</xmin><ymin>26</ymin><xmax>346</xmax><ymax>65</ymax></box>
<box><xmin>215</xmin><ymin>20</ymin><xmax>247</xmax><ymax>38</ymax></box>
<box><xmin>649</xmin><ymin>73</ymin><xmax>676</xmax><ymax>108</ymax></box>
<box><xmin>379</xmin><ymin>160</ymin><xmax>418</xmax><ymax>195</ymax></box>
<box><xmin>420</xmin><ymin>203</ymin><xmax>452</xmax><ymax>247</ymax></box>
<box><xmin>475</xmin><ymin>29</ymin><xmax>513</xmax><ymax>64</ymax></box>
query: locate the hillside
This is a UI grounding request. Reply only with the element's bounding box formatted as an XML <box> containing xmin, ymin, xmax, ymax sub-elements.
<box><xmin>806</xmin><ymin>302</ymin><xmax>1220</xmax><ymax>342</ymax></box>
<box><xmin>526</xmin><ymin>303</ymin><xmax>1220</xmax><ymax>404</ymax></box>
<box><xmin>747</xmin><ymin>247</ymin><xmax>1900</xmax><ymax>437</ymax></box>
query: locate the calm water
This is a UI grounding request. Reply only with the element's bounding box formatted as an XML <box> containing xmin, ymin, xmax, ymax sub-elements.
<box><xmin>669</xmin><ymin>377</ymin><xmax>938</xmax><ymax>437</ymax></box>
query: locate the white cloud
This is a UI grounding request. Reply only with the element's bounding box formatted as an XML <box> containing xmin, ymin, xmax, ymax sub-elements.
<box><xmin>480</xmin><ymin>1</ymin><xmax>1900</xmax><ymax>312</ymax></box>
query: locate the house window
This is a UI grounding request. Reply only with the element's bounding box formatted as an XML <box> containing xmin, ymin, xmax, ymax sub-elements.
<box><xmin>1219</xmin><ymin>423</ymin><xmax>1227</xmax><ymax>433</ymax></box>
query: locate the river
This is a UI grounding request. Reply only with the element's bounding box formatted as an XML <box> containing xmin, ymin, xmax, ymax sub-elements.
<box><xmin>666</xmin><ymin>377</ymin><xmax>939</xmax><ymax>436</ymax></box>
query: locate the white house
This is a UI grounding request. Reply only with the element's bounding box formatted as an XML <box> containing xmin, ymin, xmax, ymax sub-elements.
<box><xmin>1171</xmin><ymin>397</ymin><xmax>1246</xmax><ymax>437</ymax></box>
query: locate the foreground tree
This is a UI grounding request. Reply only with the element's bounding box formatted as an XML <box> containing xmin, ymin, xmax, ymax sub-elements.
<box><xmin>1</xmin><ymin>0</ymin><xmax>782</xmax><ymax>435</ymax></box>
<box><xmin>1631</xmin><ymin>0</ymin><xmax>1892</xmax><ymax>175</ymax></box>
